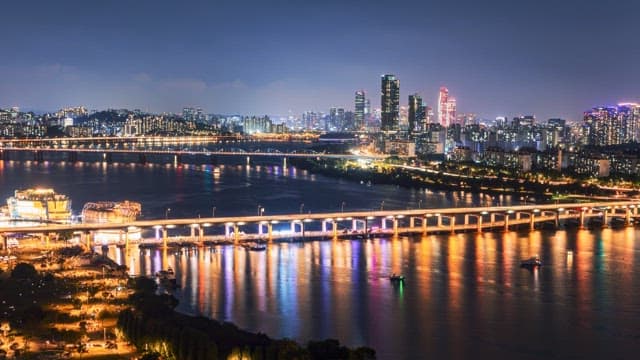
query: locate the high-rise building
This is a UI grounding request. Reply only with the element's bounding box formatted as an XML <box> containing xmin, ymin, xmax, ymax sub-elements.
<box><xmin>355</xmin><ymin>90</ymin><xmax>366</xmax><ymax>131</ymax></box>
<box><xmin>408</xmin><ymin>93</ymin><xmax>424</xmax><ymax>134</ymax></box>
<box><xmin>381</xmin><ymin>74</ymin><xmax>400</xmax><ymax>131</ymax></box>
<box><xmin>584</xmin><ymin>104</ymin><xmax>640</xmax><ymax>146</ymax></box>
<box><xmin>329</xmin><ymin>107</ymin><xmax>345</xmax><ymax>131</ymax></box>
<box><xmin>438</xmin><ymin>87</ymin><xmax>457</xmax><ymax>127</ymax></box>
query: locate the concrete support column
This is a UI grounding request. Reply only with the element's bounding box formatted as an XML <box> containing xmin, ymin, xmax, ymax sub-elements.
<box><xmin>410</xmin><ymin>217</ymin><xmax>415</xmax><ymax>228</ymax></box>
<box><xmin>352</xmin><ymin>220</ymin><xmax>357</xmax><ymax>231</ymax></box>
<box><xmin>437</xmin><ymin>216</ymin><xmax>442</xmax><ymax>227</ymax></box>
<box><xmin>602</xmin><ymin>210</ymin><xmax>609</xmax><ymax>228</ymax></box>
<box><xmin>555</xmin><ymin>212</ymin><xmax>560</xmax><ymax>228</ymax></box>
<box><xmin>450</xmin><ymin>216</ymin><xmax>456</xmax><ymax>234</ymax></box>
<box><xmin>626</xmin><ymin>209</ymin><xmax>632</xmax><ymax>227</ymax></box>
<box><xmin>233</xmin><ymin>224</ymin><xmax>239</xmax><ymax>243</ymax></box>
<box><xmin>190</xmin><ymin>226</ymin><xmax>195</xmax><ymax>239</ymax></box>
<box><xmin>504</xmin><ymin>215</ymin><xmax>510</xmax><ymax>232</ymax></box>
<box><xmin>268</xmin><ymin>223</ymin><xmax>273</xmax><ymax>242</ymax></box>
<box><xmin>198</xmin><ymin>227</ymin><xmax>204</xmax><ymax>243</ymax></box>
<box><xmin>477</xmin><ymin>216</ymin><xmax>483</xmax><ymax>233</ymax></box>
<box><xmin>290</xmin><ymin>222</ymin><xmax>295</xmax><ymax>233</ymax></box>
<box><xmin>322</xmin><ymin>221</ymin><xmax>327</xmax><ymax>233</ymax></box>
<box><xmin>332</xmin><ymin>221</ymin><xmax>338</xmax><ymax>238</ymax></box>
<box><xmin>161</xmin><ymin>229</ymin><xmax>167</xmax><ymax>248</ymax></box>
<box><xmin>464</xmin><ymin>214</ymin><xmax>469</xmax><ymax>225</ymax></box>
<box><xmin>530</xmin><ymin>214</ymin><xmax>535</xmax><ymax>231</ymax></box>
<box><xmin>393</xmin><ymin>218</ymin><xmax>398</xmax><ymax>236</ymax></box>
<box><xmin>258</xmin><ymin>223</ymin><xmax>264</xmax><ymax>235</ymax></box>
<box><xmin>225</xmin><ymin>224</ymin><xmax>231</xmax><ymax>237</ymax></box>
<box><xmin>422</xmin><ymin>217</ymin><xmax>427</xmax><ymax>233</ymax></box>
<box><xmin>381</xmin><ymin>218</ymin><xmax>387</xmax><ymax>229</ymax></box>
<box><xmin>490</xmin><ymin>213</ymin><xmax>496</xmax><ymax>224</ymax></box>
<box><xmin>579</xmin><ymin>210</ymin><xmax>586</xmax><ymax>229</ymax></box>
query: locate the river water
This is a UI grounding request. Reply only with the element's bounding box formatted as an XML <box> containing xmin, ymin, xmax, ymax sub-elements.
<box><xmin>1</xmin><ymin>158</ymin><xmax>639</xmax><ymax>359</ymax></box>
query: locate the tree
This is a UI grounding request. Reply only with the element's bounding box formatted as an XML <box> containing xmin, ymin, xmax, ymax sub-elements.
<box><xmin>11</xmin><ymin>263</ymin><xmax>38</xmax><ymax>280</ymax></box>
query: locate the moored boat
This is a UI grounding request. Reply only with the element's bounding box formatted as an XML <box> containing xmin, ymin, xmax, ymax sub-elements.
<box><xmin>520</xmin><ymin>256</ymin><xmax>542</xmax><ymax>268</ymax></box>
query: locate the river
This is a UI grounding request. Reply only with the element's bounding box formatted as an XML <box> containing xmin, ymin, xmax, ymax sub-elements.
<box><xmin>1</xmin><ymin>158</ymin><xmax>638</xmax><ymax>359</ymax></box>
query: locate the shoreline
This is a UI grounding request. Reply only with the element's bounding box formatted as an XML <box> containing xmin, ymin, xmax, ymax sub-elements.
<box><xmin>0</xmin><ymin>245</ymin><xmax>376</xmax><ymax>359</ymax></box>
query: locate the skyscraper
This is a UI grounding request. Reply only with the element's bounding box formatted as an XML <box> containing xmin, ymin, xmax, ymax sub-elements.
<box><xmin>584</xmin><ymin>104</ymin><xmax>640</xmax><ymax>146</ymax></box>
<box><xmin>381</xmin><ymin>74</ymin><xmax>400</xmax><ymax>131</ymax></box>
<box><xmin>438</xmin><ymin>87</ymin><xmax>456</xmax><ymax>127</ymax></box>
<box><xmin>408</xmin><ymin>93</ymin><xmax>424</xmax><ymax>134</ymax></box>
<box><xmin>355</xmin><ymin>90</ymin><xmax>366</xmax><ymax>131</ymax></box>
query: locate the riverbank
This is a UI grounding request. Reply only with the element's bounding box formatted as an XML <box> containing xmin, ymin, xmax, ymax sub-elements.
<box><xmin>290</xmin><ymin>158</ymin><xmax>608</xmax><ymax>200</ymax></box>
<box><xmin>0</xmin><ymin>245</ymin><xmax>376</xmax><ymax>359</ymax></box>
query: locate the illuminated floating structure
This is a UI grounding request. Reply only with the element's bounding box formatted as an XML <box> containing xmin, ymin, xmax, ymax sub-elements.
<box><xmin>6</xmin><ymin>188</ymin><xmax>72</xmax><ymax>222</ymax></box>
<box><xmin>82</xmin><ymin>201</ymin><xmax>142</xmax><ymax>244</ymax></box>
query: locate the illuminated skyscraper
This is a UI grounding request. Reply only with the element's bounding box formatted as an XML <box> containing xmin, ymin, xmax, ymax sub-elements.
<box><xmin>408</xmin><ymin>93</ymin><xmax>425</xmax><ymax>134</ymax></box>
<box><xmin>438</xmin><ymin>87</ymin><xmax>456</xmax><ymax>127</ymax></box>
<box><xmin>584</xmin><ymin>103</ymin><xmax>640</xmax><ymax>145</ymax></box>
<box><xmin>381</xmin><ymin>74</ymin><xmax>400</xmax><ymax>131</ymax></box>
<box><xmin>355</xmin><ymin>90</ymin><xmax>366</xmax><ymax>131</ymax></box>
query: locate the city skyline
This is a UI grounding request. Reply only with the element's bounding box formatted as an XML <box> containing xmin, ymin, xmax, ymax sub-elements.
<box><xmin>1</xmin><ymin>0</ymin><xmax>639</xmax><ymax>120</ymax></box>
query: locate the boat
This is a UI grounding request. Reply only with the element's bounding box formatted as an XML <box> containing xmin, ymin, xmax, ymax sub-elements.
<box><xmin>248</xmin><ymin>243</ymin><xmax>267</xmax><ymax>251</ymax></box>
<box><xmin>389</xmin><ymin>274</ymin><xmax>405</xmax><ymax>282</ymax></box>
<box><xmin>520</xmin><ymin>256</ymin><xmax>542</xmax><ymax>268</ymax></box>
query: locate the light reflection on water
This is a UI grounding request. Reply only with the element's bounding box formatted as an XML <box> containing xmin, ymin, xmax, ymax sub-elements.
<box><xmin>110</xmin><ymin>228</ymin><xmax>640</xmax><ymax>360</ymax></box>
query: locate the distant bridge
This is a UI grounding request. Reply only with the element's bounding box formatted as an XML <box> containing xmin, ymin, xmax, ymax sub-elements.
<box><xmin>0</xmin><ymin>147</ymin><xmax>385</xmax><ymax>162</ymax></box>
<box><xmin>1</xmin><ymin>201</ymin><xmax>637</xmax><ymax>249</ymax></box>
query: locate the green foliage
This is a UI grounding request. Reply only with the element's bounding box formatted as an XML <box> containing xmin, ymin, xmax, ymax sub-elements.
<box><xmin>10</xmin><ymin>263</ymin><xmax>38</xmax><ymax>280</ymax></box>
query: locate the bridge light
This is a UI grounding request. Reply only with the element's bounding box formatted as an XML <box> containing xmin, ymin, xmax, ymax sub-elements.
<box><xmin>225</xmin><ymin>222</ymin><xmax>234</xmax><ymax>226</ymax></box>
<box><xmin>367</xmin><ymin>216</ymin><xmax>375</xmax><ymax>220</ymax></box>
<box><xmin>434</xmin><ymin>213</ymin><xmax>441</xmax><ymax>217</ymax></box>
<box><xmin>533</xmin><ymin>209</ymin><xmax>540</xmax><ymax>213</ymax></box>
<box><xmin>237</xmin><ymin>222</ymin><xmax>246</xmax><ymax>225</ymax></box>
<box><xmin>558</xmin><ymin>208</ymin><xmax>564</xmax><ymax>212</ymax></box>
<box><xmin>507</xmin><ymin>210</ymin><xmax>514</xmax><ymax>214</ymax></box>
<box><xmin>336</xmin><ymin>217</ymin><xmax>344</xmax><ymax>221</ymax></box>
<box><xmin>202</xmin><ymin>223</ymin><xmax>212</xmax><ymax>227</ymax></box>
<box><xmin>127</xmin><ymin>226</ymin><xmax>138</xmax><ymax>231</ymax></box>
<box><xmin>346</xmin><ymin>217</ymin><xmax>353</xmax><ymax>220</ymax></box>
<box><xmin>386</xmin><ymin>215</ymin><xmax>395</xmax><ymax>219</ymax></box>
<box><xmin>153</xmin><ymin>225</ymin><xmax>163</xmax><ymax>230</ymax></box>
<box><xmin>189</xmin><ymin>224</ymin><xmax>199</xmax><ymax>228</ymax></box>
<box><xmin>325</xmin><ymin>218</ymin><xmax>333</xmax><ymax>222</ymax></box>
<box><xmin>304</xmin><ymin>218</ymin><xmax>312</xmax><ymax>223</ymax></box>
<box><xmin>166</xmin><ymin>224</ymin><xmax>176</xmax><ymax>229</ymax></box>
<box><xmin>396</xmin><ymin>215</ymin><xmax>405</xmax><ymax>218</ymax></box>
<box><xmin>481</xmin><ymin>211</ymin><xmax>488</xmax><ymax>215</ymax></box>
<box><xmin>270</xmin><ymin>220</ymin><xmax>279</xmax><ymax>224</ymax></box>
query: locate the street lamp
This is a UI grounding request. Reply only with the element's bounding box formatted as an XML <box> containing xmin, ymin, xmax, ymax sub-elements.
<box><xmin>380</xmin><ymin>201</ymin><xmax>385</xmax><ymax>211</ymax></box>
<box><xmin>418</xmin><ymin>200</ymin><xmax>422</xmax><ymax>209</ymax></box>
<box><xmin>300</xmin><ymin>203</ymin><xmax>304</xmax><ymax>214</ymax></box>
<box><xmin>212</xmin><ymin>206</ymin><xmax>216</xmax><ymax>217</ymax></box>
<box><xmin>165</xmin><ymin>208</ymin><xmax>171</xmax><ymax>219</ymax></box>
<box><xmin>341</xmin><ymin>201</ymin><xmax>346</xmax><ymax>212</ymax></box>
<box><xmin>258</xmin><ymin>205</ymin><xmax>265</xmax><ymax>216</ymax></box>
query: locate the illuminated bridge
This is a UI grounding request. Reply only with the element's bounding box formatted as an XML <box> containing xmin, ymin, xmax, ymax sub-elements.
<box><xmin>1</xmin><ymin>201</ymin><xmax>637</xmax><ymax>250</ymax></box>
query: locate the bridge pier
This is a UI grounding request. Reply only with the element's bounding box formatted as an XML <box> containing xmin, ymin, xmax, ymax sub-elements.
<box><xmin>602</xmin><ymin>210</ymin><xmax>609</xmax><ymax>228</ymax></box>
<box><xmin>67</xmin><ymin>151</ymin><xmax>78</xmax><ymax>163</ymax></box>
<box><xmin>393</xmin><ymin>218</ymin><xmax>398</xmax><ymax>237</ymax></box>
<box><xmin>234</xmin><ymin>224</ymin><xmax>239</xmax><ymax>244</ymax></box>
<box><xmin>625</xmin><ymin>209</ymin><xmax>632</xmax><ymax>226</ymax></box>
<box><xmin>268</xmin><ymin>223</ymin><xmax>273</xmax><ymax>242</ymax></box>
<box><xmin>579</xmin><ymin>210</ymin><xmax>586</xmax><ymax>229</ymax></box>
<box><xmin>103</xmin><ymin>152</ymin><xmax>112</xmax><ymax>163</ymax></box>
<box><xmin>504</xmin><ymin>214</ymin><xmax>510</xmax><ymax>232</ymax></box>
<box><xmin>162</xmin><ymin>229</ymin><xmax>168</xmax><ymax>249</ymax></box>
<box><xmin>209</xmin><ymin>155</ymin><xmax>218</xmax><ymax>166</ymax></box>
<box><xmin>138</xmin><ymin>154</ymin><xmax>147</xmax><ymax>164</ymax></box>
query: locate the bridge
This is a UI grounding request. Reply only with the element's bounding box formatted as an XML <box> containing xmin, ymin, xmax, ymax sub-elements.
<box><xmin>1</xmin><ymin>201</ymin><xmax>638</xmax><ymax>250</ymax></box>
<box><xmin>0</xmin><ymin>147</ymin><xmax>384</xmax><ymax>162</ymax></box>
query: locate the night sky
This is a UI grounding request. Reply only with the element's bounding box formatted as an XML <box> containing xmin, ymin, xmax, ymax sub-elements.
<box><xmin>1</xmin><ymin>0</ymin><xmax>639</xmax><ymax>121</ymax></box>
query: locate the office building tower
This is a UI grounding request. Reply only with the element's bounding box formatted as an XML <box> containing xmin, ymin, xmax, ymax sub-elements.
<box><xmin>408</xmin><ymin>93</ymin><xmax>425</xmax><ymax>134</ymax></box>
<box><xmin>438</xmin><ymin>87</ymin><xmax>457</xmax><ymax>127</ymax></box>
<box><xmin>355</xmin><ymin>90</ymin><xmax>366</xmax><ymax>131</ymax></box>
<box><xmin>381</xmin><ymin>74</ymin><xmax>400</xmax><ymax>131</ymax></box>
